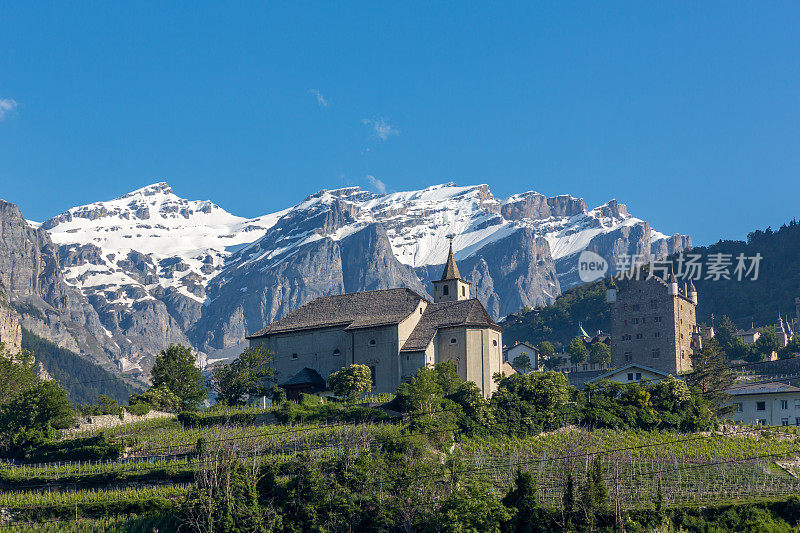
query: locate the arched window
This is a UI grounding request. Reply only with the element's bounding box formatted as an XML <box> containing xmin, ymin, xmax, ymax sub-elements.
<box><xmin>492</xmin><ymin>340</ymin><xmax>498</xmax><ymax>347</ymax></box>
<box><xmin>461</xmin><ymin>286</ymin><xmax>465</xmax><ymax>297</ymax></box>
<box><xmin>333</xmin><ymin>348</ymin><xmax>341</xmax><ymax>356</ymax></box>
<box><xmin>291</xmin><ymin>353</ymin><xmax>298</xmax><ymax>360</ymax></box>
<box><xmin>369</xmin><ymin>339</ymin><xmax>376</xmax><ymax>347</ymax></box>
<box><xmin>442</xmin><ymin>285</ymin><xmax>449</xmax><ymax>296</ymax></box>
<box><xmin>450</xmin><ymin>338</ymin><xmax>457</xmax><ymax>344</ymax></box>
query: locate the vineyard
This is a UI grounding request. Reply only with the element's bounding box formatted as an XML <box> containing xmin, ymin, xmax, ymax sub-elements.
<box><xmin>3</xmin><ymin>406</ymin><xmax>800</xmax><ymax>530</ymax></box>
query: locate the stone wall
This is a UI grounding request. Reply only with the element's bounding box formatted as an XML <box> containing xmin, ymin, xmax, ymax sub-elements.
<box><xmin>68</xmin><ymin>410</ymin><xmax>174</xmax><ymax>434</ymax></box>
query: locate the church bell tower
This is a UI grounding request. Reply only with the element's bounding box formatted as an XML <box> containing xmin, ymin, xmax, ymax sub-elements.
<box><xmin>433</xmin><ymin>240</ymin><xmax>471</xmax><ymax>303</ymax></box>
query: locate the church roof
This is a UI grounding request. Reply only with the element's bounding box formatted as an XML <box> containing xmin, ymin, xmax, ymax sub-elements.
<box><xmin>401</xmin><ymin>299</ymin><xmax>500</xmax><ymax>352</ymax></box>
<box><xmin>246</xmin><ymin>287</ymin><xmax>425</xmax><ymax>338</ymax></box>
<box><xmin>441</xmin><ymin>242</ymin><xmax>462</xmax><ymax>280</ymax></box>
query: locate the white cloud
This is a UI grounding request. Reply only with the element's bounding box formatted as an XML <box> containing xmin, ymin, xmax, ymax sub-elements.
<box><xmin>308</xmin><ymin>89</ymin><xmax>329</xmax><ymax>107</ymax></box>
<box><xmin>367</xmin><ymin>175</ymin><xmax>387</xmax><ymax>194</ymax></box>
<box><xmin>0</xmin><ymin>98</ymin><xmax>18</xmax><ymax>120</ymax></box>
<box><xmin>362</xmin><ymin>117</ymin><xmax>399</xmax><ymax>141</ymax></box>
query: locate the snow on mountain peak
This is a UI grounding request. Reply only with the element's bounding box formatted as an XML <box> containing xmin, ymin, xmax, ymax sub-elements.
<box><xmin>40</xmin><ymin>180</ymin><xmax>685</xmax><ymax>315</ymax></box>
<box><xmin>43</xmin><ymin>182</ymin><xmax>281</xmax><ymax>307</ymax></box>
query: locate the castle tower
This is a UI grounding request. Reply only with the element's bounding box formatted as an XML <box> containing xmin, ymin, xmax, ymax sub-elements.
<box><xmin>688</xmin><ymin>280</ymin><xmax>698</xmax><ymax>305</ymax></box>
<box><xmin>667</xmin><ymin>272</ymin><xmax>679</xmax><ymax>296</ymax></box>
<box><xmin>606</xmin><ymin>277</ymin><xmax>618</xmax><ymax>303</ymax></box>
<box><xmin>433</xmin><ymin>241</ymin><xmax>471</xmax><ymax>303</ymax></box>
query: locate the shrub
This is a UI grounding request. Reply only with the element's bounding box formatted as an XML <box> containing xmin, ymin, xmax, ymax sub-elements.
<box><xmin>126</xmin><ymin>402</ymin><xmax>151</xmax><ymax>416</ymax></box>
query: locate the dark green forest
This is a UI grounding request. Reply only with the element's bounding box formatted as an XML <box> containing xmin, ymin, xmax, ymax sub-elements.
<box><xmin>21</xmin><ymin>328</ymin><xmax>140</xmax><ymax>405</ymax></box>
<box><xmin>502</xmin><ymin>219</ymin><xmax>800</xmax><ymax>348</ymax></box>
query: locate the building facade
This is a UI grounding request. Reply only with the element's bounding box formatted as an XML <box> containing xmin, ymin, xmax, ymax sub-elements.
<box><xmin>726</xmin><ymin>382</ymin><xmax>800</xmax><ymax>426</ymax></box>
<box><xmin>246</xmin><ymin>244</ymin><xmax>503</xmax><ymax>397</ymax></box>
<box><xmin>504</xmin><ymin>342</ymin><xmax>538</xmax><ymax>369</ymax></box>
<box><xmin>606</xmin><ymin>274</ymin><xmax>697</xmax><ymax>375</ymax></box>
<box><xmin>586</xmin><ymin>363</ymin><xmax>670</xmax><ymax>386</ymax></box>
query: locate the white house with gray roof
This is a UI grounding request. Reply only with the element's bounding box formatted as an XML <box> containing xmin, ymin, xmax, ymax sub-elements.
<box><xmin>725</xmin><ymin>382</ymin><xmax>800</xmax><ymax>427</ymax></box>
<box><xmin>247</xmin><ymin>243</ymin><xmax>503</xmax><ymax>397</ymax></box>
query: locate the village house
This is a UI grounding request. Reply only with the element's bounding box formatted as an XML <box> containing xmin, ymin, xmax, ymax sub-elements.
<box><xmin>246</xmin><ymin>243</ymin><xmax>503</xmax><ymax>398</ymax></box>
<box><xmin>725</xmin><ymin>382</ymin><xmax>800</xmax><ymax>427</ymax></box>
<box><xmin>503</xmin><ymin>341</ymin><xmax>538</xmax><ymax>370</ymax></box>
<box><xmin>586</xmin><ymin>363</ymin><xmax>670</xmax><ymax>386</ymax></box>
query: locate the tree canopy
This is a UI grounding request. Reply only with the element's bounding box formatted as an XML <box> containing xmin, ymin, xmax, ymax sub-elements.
<box><xmin>210</xmin><ymin>345</ymin><xmax>276</xmax><ymax>406</ymax></box>
<box><xmin>150</xmin><ymin>344</ymin><xmax>207</xmax><ymax>411</ymax></box>
<box><xmin>327</xmin><ymin>364</ymin><xmax>373</xmax><ymax>402</ymax></box>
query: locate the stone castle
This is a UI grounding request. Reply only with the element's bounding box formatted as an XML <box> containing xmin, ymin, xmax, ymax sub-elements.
<box><xmin>606</xmin><ymin>273</ymin><xmax>699</xmax><ymax>375</ymax></box>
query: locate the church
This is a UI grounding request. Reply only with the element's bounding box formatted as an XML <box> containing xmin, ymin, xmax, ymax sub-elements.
<box><xmin>246</xmin><ymin>243</ymin><xmax>503</xmax><ymax>398</ymax></box>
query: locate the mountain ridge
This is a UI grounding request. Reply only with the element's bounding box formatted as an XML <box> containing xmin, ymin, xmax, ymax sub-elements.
<box><xmin>1</xmin><ymin>181</ymin><xmax>691</xmax><ymax>378</ymax></box>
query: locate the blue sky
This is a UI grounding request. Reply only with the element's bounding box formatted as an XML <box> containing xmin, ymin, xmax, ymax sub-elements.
<box><xmin>1</xmin><ymin>2</ymin><xmax>798</xmax><ymax>245</ymax></box>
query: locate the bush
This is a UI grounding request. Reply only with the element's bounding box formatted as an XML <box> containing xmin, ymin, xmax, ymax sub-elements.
<box><xmin>177</xmin><ymin>411</ymin><xmax>202</xmax><ymax>428</ymax></box>
<box><xmin>126</xmin><ymin>402</ymin><xmax>151</xmax><ymax>416</ymax></box>
<box><xmin>23</xmin><ymin>434</ymin><xmax>122</xmax><ymax>462</ymax></box>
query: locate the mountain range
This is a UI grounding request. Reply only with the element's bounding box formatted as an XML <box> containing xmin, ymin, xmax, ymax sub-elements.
<box><xmin>0</xmin><ymin>182</ymin><xmax>690</xmax><ymax>381</ymax></box>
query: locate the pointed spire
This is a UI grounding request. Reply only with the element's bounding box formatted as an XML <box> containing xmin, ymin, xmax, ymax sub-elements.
<box><xmin>441</xmin><ymin>241</ymin><xmax>461</xmax><ymax>280</ymax></box>
<box><xmin>667</xmin><ymin>272</ymin><xmax>678</xmax><ymax>283</ymax></box>
<box><xmin>688</xmin><ymin>280</ymin><xmax>696</xmax><ymax>292</ymax></box>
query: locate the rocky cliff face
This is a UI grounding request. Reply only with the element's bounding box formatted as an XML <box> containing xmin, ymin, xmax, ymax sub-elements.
<box><xmin>0</xmin><ymin>200</ymin><xmax>122</xmax><ymax>371</ymax></box>
<box><xmin>0</xmin><ymin>181</ymin><xmax>690</xmax><ymax>376</ymax></box>
<box><xmin>0</xmin><ymin>282</ymin><xmax>22</xmax><ymax>354</ymax></box>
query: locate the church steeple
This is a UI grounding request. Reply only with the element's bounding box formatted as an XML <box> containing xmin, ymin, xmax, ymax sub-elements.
<box><xmin>441</xmin><ymin>241</ymin><xmax>462</xmax><ymax>280</ymax></box>
<box><xmin>432</xmin><ymin>238</ymin><xmax>471</xmax><ymax>303</ymax></box>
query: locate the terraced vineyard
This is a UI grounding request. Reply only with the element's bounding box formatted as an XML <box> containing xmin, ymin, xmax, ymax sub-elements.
<box><xmin>3</xmin><ymin>406</ymin><xmax>800</xmax><ymax>530</ymax></box>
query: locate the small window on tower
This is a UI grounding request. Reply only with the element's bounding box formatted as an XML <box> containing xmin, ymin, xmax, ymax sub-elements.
<box><xmin>461</xmin><ymin>286</ymin><xmax>465</xmax><ymax>297</ymax></box>
<box><xmin>492</xmin><ymin>340</ymin><xmax>498</xmax><ymax>347</ymax></box>
<box><xmin>333</xmin><ymin>348</ymin><xmax>341</xmax><ymax>356</ymax></box>
<box><xmin>291</xmin><ymin>353</ymin><xmax>298</xmax><ymax>360</ymax></box>
<box><xmin>369</xmin><ymin>339</ymin><xmax>376</xmax><ymax>347</ymax></box>
<box><xmin>450</xmin><ymin>338</ymin><xmax>457</xmax><ymax>344</ymax></box>
<box><xmin>443</xmin><ymin>285</ymin><xmax>449</xmax><ymax>296</ymax></box>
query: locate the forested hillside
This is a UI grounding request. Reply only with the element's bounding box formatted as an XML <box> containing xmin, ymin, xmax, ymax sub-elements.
<box><xmin>501</xmin><ymin>280</ymin><xmax>610</xmax><ymax>349</ymax></box>
<box><xmin>501</xmin><ymin>219</ymin><xmax>800</xmax><ymax>348</ymax></box>
<box><xmin>692</xmin><ymin>220</ymin><xmax>800</xmax><ymax>328</ymax></box>
<box><xmin>21</xmin><ymin>329</ymin><xmax>140</xmax><ymax>404</ymax></box>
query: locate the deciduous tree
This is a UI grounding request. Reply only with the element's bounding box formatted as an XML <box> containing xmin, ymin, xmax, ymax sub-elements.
<box><xmin>210</xmin><ymin>346</ymin><xmax>275</xmax><ymax>406</ymax></box>
<box><xmin>328</xmin><ymin>364</ymin><xmax>372</xmax><ymax>402</ymax></box>
<box><xmin>151</xmin><ymin>344</ymin><xmax>207</xmax><ymax>411</ymax></box>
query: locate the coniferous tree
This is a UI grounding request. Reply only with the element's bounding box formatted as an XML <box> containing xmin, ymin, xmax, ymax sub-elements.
<box><xmin>686</xmin><ymin>338</ymin><xmax>734</xmax><ymax>416</ymax></box>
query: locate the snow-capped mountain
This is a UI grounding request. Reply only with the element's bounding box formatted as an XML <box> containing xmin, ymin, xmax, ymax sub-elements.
<box><xmin>44</xmin><ymin>182</ymin><xmax>285</xmax><ymax>308</ymax></box>
<box><xmin>8</xmin><ymin>181</ymin><xmax>689</xmax><ymax>377</ymax></box>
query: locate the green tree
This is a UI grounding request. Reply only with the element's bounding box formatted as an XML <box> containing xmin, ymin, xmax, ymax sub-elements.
<box><xmin>512</xmin><ymin>353</ymin><xmax>532</xmax><ymax>374</ymax></box>
<box><xmin>0</xmin><ymin>380</ymin><xmax>74</xmax><ymax>453</ymax></box>
<box><xmin>588</xmin><ymin>342</ymin><xmax>611</xmax><ymax>366</ymax></box>
<box><xmin>503</xmin><ymin>470</ymin><xmax>548</xmax><ymax>533</ymax></box>
<box><xmin>567</xmin><ymin>337</ymin><xmax>588</xmax><ymax>366</ymax></box>
<box><xmin>129</xmin><ymin>384</ymin><xmax>183</xmax><ymax>412</ymax></box>
<box><xmin>538</xmin><ymin>341</ymin><xmax>554</xmax><ymax>360</ymax></box>
<box><xmin>779</xmin><ymin>335</ymin><xmax>800</xmax><ymax>359</ymax></box>
<box><xmin>754</xmin><ymin>328</ymin><xmax>780</xmax><ymax>360</ymax></box>
<box><xmin>686</xmin><ymin>338</ymin><xmax>734</xmax><ymax>416</ymax></box>
<box><xmin>0</xmin><ymin>344</ymin><xmax>39</xmax><ymax>406</ymax></box>
<box><xmin>714</xmin><ymin>315</ymin><xmax>739</xmax><ymax>353</ymax></box>
<box><xmin>98</xmin><ymin>394</ymin><xmax>122</xmax><ymax>416</ymax></box>
<box><xmin>151</xmin><ymin>344</ymin><xmax>207</xmax><ymax>411</ymax></box>
<box><xmin>491</xmin><ymin>372</ymin><xmax>575</xmax><ymax>434</ymax></box>
<box><xmin>577</xmin><ymin>457</ymin><xmax>609</xmax><ymax>531</ymax></box>
<box><xmin>328</xmin><ymin>364</ymin><xmax>373</xmax><ymax>402</ymax></box>
<box><xmin>210</xmin><ymin>345</ymin><xmax>276</xmax><ymax>406</ymax></box>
